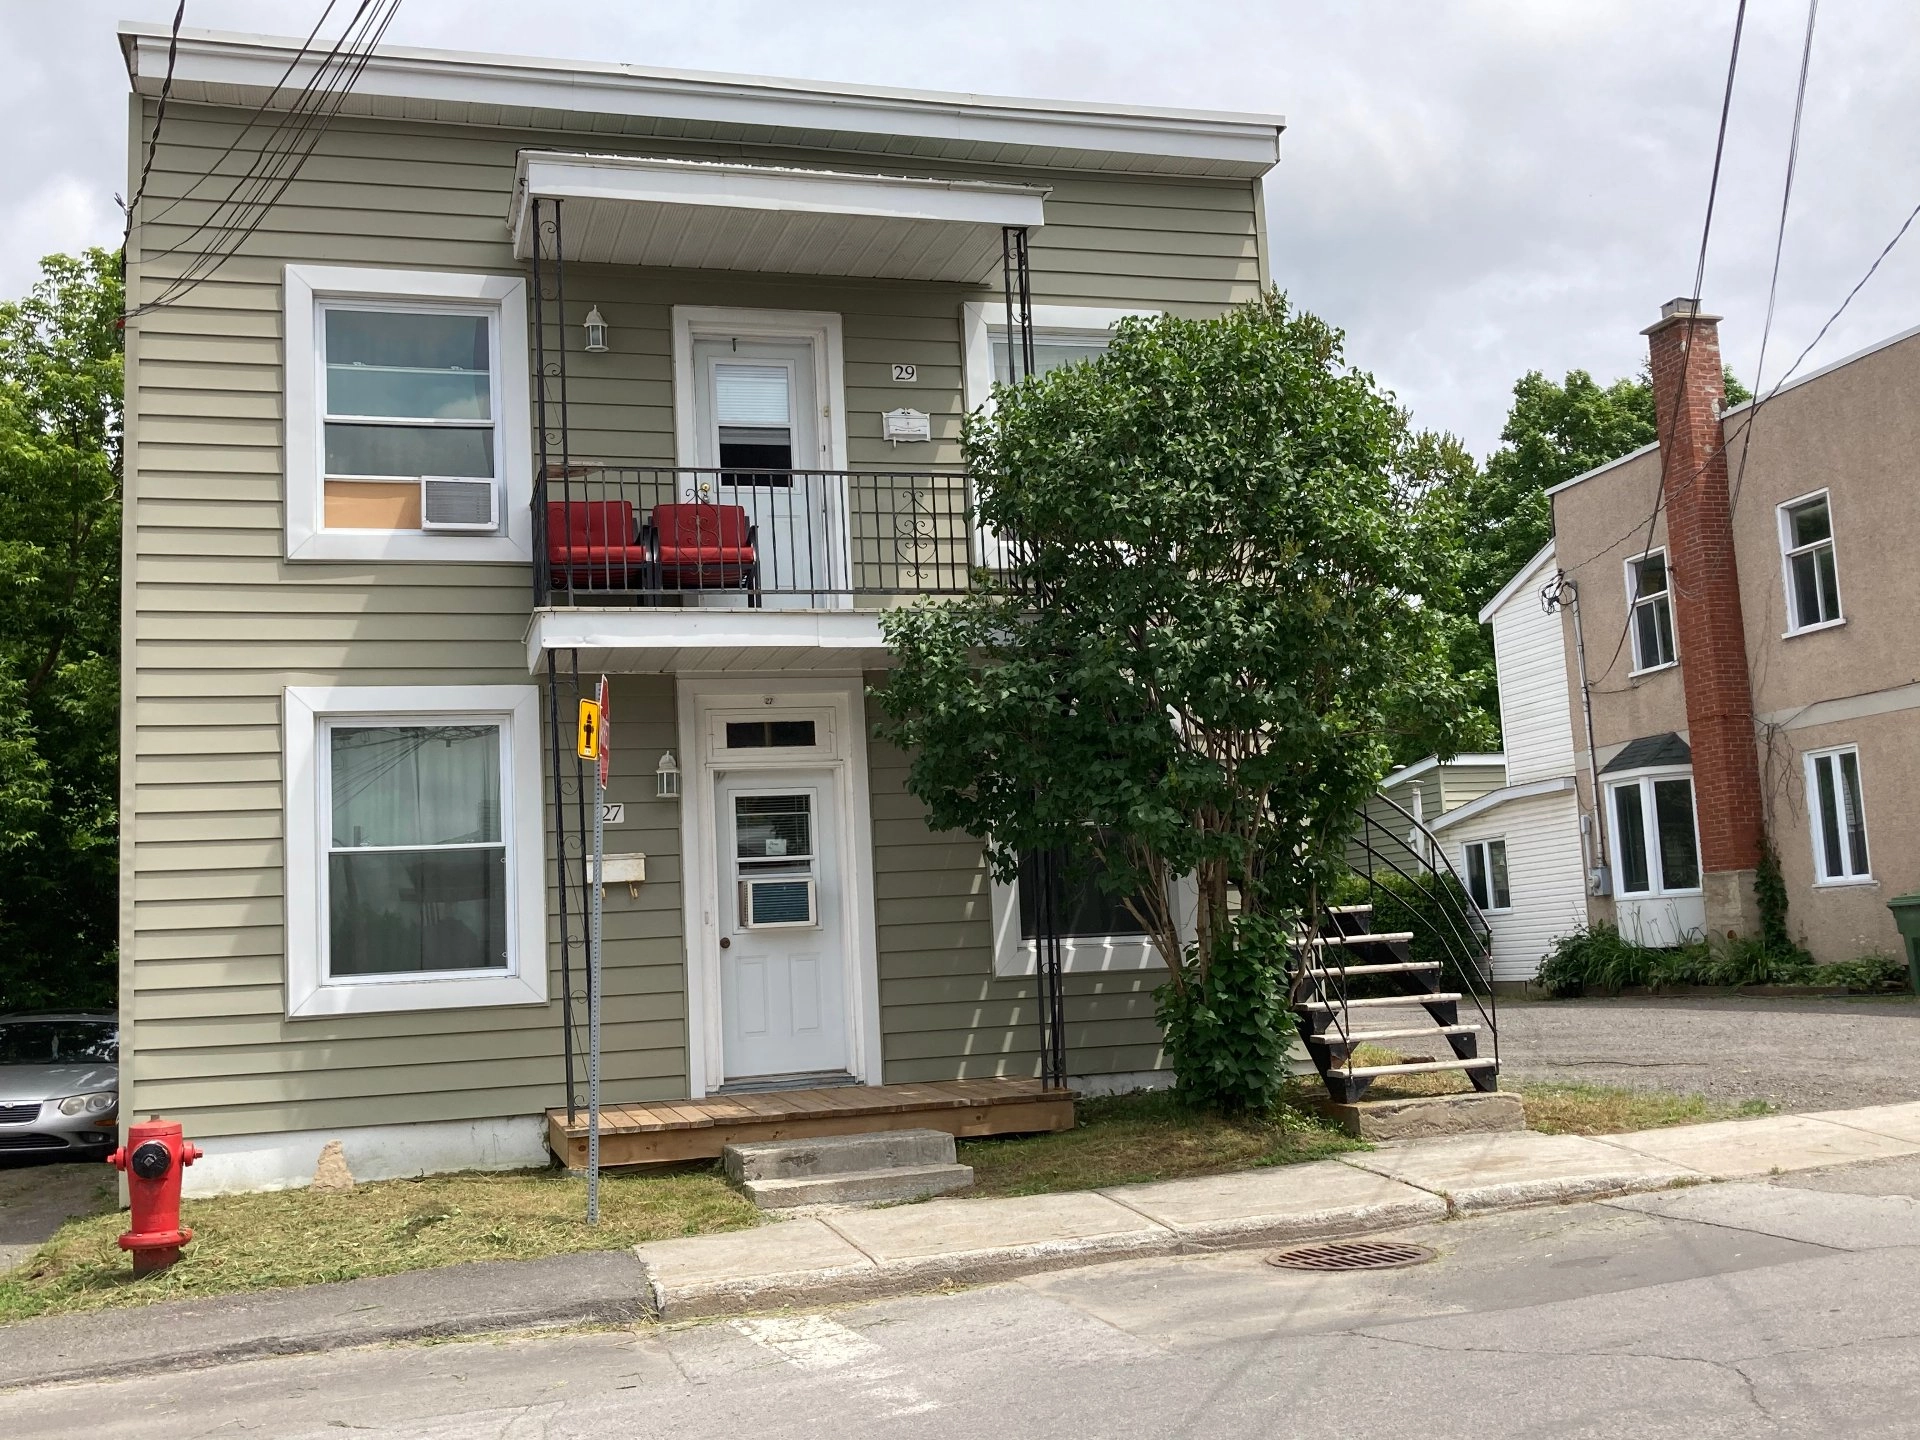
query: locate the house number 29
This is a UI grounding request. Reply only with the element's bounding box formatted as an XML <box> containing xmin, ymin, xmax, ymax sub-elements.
<box><xmin>891</xmin><ymin>363</ymin><xmax>917</xmax><ymax>382</ymax></box>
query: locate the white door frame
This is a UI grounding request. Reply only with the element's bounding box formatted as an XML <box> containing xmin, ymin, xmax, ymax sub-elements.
<box><xmin>672</xmin><ymin>306</ymin><xmax>850</xmax><ymax>471</ymax></box>
<box><xmin>676</xmin><ymin>672</ymin><xmax>881</xmax><ymax>1096</ymax></box>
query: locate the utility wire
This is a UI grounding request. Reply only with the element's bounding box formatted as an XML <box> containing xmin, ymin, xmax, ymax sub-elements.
<box><xmin>1591</xmin><ymin>0</ymin><xmax>1748</xmax><ymax>683</ymax></box>
<box><xmin>117</xmin><ymin>0</ymin><xmax>186</xmax><ymax>285</ymax></box>
<box><xmin>126</xmin><ymin>0</ymin><xmax>403</xmax><ymax>320</ymax></box>
<box><xmin>1730</xmin><ymin>0</ymin><xmax>1819</xmax><ymax>517</ymax></box>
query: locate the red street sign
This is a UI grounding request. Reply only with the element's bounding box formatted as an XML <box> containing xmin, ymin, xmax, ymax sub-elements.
<box><xmin>595</xmin><ymin>675</ymin><xmax>611</xmax><ymax>790</ymax></box>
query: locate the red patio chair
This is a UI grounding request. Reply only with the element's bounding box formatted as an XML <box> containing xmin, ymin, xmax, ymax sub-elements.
<box><xmin>545</xmin><ymin>499</ymin><xmax>650</xmax><ymax>592</ymax></box>
<box><xmin>645</xmin><ymin>503</ymin><xmax>760</xmax><ymax>607</ymax></box>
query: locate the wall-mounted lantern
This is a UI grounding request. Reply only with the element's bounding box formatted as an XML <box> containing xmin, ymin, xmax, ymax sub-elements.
<box><xmin>655</xmin><ymin>750</ymin><xmax>681</xmax><ymax>800</ymax></box>
<box><xmin>583</xmin><ymin>305</ymin><xmax>609</xmax><ymax>353</ymax></box>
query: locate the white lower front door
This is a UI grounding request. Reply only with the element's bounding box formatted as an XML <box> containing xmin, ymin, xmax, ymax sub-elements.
<box><xmin>716</xmin><ymin>767</ymin><xmax>851</xmax><ymax>1082</ymax></box>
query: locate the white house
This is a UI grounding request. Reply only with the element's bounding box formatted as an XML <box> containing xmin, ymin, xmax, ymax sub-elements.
<box><xmin>1429</xmin><ymin>542</ymin><xmax>1589</xmax><ymax>982</ymax></box>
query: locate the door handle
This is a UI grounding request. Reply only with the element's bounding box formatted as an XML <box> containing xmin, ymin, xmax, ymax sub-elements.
<box><xmin>719</xmin><ymin>937</ymin><xmax>731</xmax><ymax>949</ymax></box>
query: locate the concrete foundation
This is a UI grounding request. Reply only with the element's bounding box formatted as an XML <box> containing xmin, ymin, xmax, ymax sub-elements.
<box><xmin>1703</xmin><ymin>867</ymin><xmax>1761</xmax><ymax>940</ymax></box>
<box><xmin>1319</xmin><ymin>1090</ymin><xmax>1526</xmax><ymax>1141</ymax></box>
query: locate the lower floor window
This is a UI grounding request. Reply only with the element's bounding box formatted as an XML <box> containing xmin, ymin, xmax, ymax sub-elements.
<box><xmin>1609</xmin><ymin>773</ymin><xmax>1701</xmax><ymax>895</ymax></box>
<box><xmin>1462</xmin><ymin>839</ymin><xmax>1511</xmax><ymax>912</ymax></box>
<box><xmin>284</xmin><ymin>685</ymin><xmax>546</xmax><ymax>1018</ymax></box>
<box><xmin>1807</xmin><ymin>746</ymin><xmax>1871</xmax><ymax>882</ymax></box>
<box><xmin>326</xmin><ymin>723</ymin><xmax>510</xmax><ymax>976</ymax></box>
<box><xmin>1017</xmin><ymin>846</ymin><xmax>1150</xmax><ymax>941</ymax></box>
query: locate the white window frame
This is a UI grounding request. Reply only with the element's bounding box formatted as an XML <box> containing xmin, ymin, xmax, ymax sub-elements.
<box><xmin>283</xmin><ymin>685</ymin><xmax>547</xmax><ymax>1018</ymax></box>
<box><xmin>1460</xmin><ymin>837</ymin><xmax>1512</xmax><ymax>913</ymax></box>
<box><xmin>1804</xmin><ymin>744</ymin><xmax>1873</xmax><ymax>886</ymax></box>
<box><xmin>1624</xmin><ymin>547</ymin><xmax>1677</xmax><ymax>675</ymax></box>
<box><xmin>989</xmin><ymin>854</ymin><xmax>1196</xmax><ymax>978</ymax></box>
<box><xmin>1778</xmin><ymin>488</ymin><xmax>1845</xmax><ymax>637</ymax></box>
<box><xmin>284</xmin><ymin>265</ymin><xmax>532</xmax><ymax>564</ymax></box>
<box><xmin>1602</xmin><ymin>767</ymin><xmax>1703</xmax><ymax>899</ymax></box>
<box><xmin>960</xmin><ymin>302</ymin><xmax>1161</xmax><ymax>415</ymax></box>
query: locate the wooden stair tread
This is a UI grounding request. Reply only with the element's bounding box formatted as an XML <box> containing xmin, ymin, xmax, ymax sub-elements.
<box><xmin>1298</xmin><ymin>993</ymin><xmax>1461</xmax><ymax>1010</ymax></box>
<box><xmin>1313</xmin><ymin>1024</ymin><xmax>1480</xmax><ymax>1043</ymax></box>
<box><xmin>1304</xmin><ymin>961</ymin><xmax>1439</xmax><ymax>977</ymax></box>
<box><xmin>1329</xmin><ymin>1058</ymin><xmax>1498</xmax><ymax>1079</ymax></box>
<box><xmin>1307</xmin><ymin>931</ymin><xmax>1415</xmax><ymax>947</ymax></box>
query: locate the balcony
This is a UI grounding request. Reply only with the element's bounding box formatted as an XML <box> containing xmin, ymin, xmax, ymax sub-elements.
<box><xmin>528</xmin><ymin>467</ymin><xmax>989</xmax><ymax>672</ymax></box>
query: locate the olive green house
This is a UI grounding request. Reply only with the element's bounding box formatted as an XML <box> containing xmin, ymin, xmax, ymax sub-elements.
<box><xmin>117</xmin><ymin>22</ymin><xmax>1283</xmax><ymax>1192</ymax></box>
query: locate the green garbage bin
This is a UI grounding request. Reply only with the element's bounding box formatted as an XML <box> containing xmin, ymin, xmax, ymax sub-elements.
<box><xmin>1888</xmin><ymin>894</ymin><xmax>1920</xmax><ymax>995</ymax></box>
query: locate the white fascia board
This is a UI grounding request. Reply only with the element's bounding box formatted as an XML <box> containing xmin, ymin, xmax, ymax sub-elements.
<box><xmin>1380</xmin><ymin>753</ymin><xmax>1507</xmax><ymax>789</ymax></box>
<box><xmin>1477</xmin><ymin>541</ymin><xmax>1558</xmax><ymax>624</ymax></box>
<box><xmin>525</xmin><ymin>608</ymin><xmax>888</xmax><ymax>671</ymax></box>
<box><xmin>121</xmin><ymin>24</ymin><xmax>1285</xmax><ymax>177</ymax></box>
<box><xmin>1426</xmin><ymin>775</ymin><xmax>1577</xmax><ymax>834</ymax></box>
<box><xmin>511</xmin><ymin>153</ymin><xmax>1047</xmax><ymax>253</ymax></box>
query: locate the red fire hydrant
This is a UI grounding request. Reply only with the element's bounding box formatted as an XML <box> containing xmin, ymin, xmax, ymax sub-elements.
<box><xmin>107</xmin><ymin>1117</ymin><xmax>202</xmax><ymax>1276</ymax></box>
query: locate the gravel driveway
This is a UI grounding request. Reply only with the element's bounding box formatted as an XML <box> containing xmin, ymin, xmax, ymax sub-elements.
<box><xmin>1492</xmin><ymin>994</ymin><xmax>1920</xmax><ymax>1111</ymax></box>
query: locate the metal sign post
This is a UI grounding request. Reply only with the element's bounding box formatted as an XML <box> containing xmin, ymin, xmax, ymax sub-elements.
<box><xmin>577</xmin><ymin>679</ymin><xmax>610</xmax><ymax>1225</ymax></box>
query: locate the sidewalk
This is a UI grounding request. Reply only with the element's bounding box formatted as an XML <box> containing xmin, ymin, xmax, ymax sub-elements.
<box><xmin>7</xmin><ymin>1100</ymin><xmax>1920</xmax><ymax>1389</ymax></box>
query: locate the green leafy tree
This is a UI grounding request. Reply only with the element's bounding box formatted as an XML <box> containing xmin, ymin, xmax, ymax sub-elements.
<box><xmin>0</xmin><ymin>250</ymin><xmax>123</xmax><ymax>1013</ymax></box>
<box><xmin>1436</xmin><ymin>364</ymin><xmax>1749</xmax><ymax>740</ymax></box>
<box><xmin>874</xmin><ymin>294</ymin><xmax>1479</xmax><ymax>1111</ymax></box>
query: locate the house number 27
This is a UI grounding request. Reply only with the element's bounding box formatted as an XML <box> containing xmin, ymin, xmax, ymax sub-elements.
<box><xmin>891</xmin><ymin>364</ymin><xmax>917</xmax><ymax>382</ymax></box>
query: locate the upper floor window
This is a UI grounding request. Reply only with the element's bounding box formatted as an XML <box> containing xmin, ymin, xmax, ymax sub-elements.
<box><xmin>1462</xmin><ymin>838</ymin><xmax>1511</xmax><ymax>912</ymax></box>
<box><xmin>1627</xmin><ymin>549</ymin><xmax>1676</xmax><ymax>673</ymax></box>
<box><xmin>284</xmin><ymin>266</ymin><xmax>531</xmax><ymax>564</ymax></box>
<box><xmin>1607</xmin><ymin>772</ymin><xmax>1700</xmax><ymax>896</ymax></box>
<box><xmin>1806</xmin><ymin>745</ymin><xmax>1871</xmax><ymax>884</ymax></box>
<box><xmin>1780</xmin><ymin>492</ymin><xmax>1842</xmax><ymax>632</ymax></box>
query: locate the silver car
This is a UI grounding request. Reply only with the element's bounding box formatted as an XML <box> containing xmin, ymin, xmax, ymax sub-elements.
<box><xmin>0</xmin><ymin>1012</ymin><xmax>120</xmax><ymax>1159</ymax></box>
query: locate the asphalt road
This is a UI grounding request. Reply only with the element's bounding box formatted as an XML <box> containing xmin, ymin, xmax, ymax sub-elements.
<box><xmin>11</xmin><ymin>1154</ymin><xmax>1920</xmax><ymax>1438</ymax></box>
<box><xmin>1494</xmin><ymin>993</ymin><xmax>1920</xmax><ymax>1110</ymax></box>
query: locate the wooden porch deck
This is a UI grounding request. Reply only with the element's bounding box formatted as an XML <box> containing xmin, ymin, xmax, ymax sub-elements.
<box><xmin>545</xmin><ymin>1077</ymin><xmax>1075</xmax><ymax>1169</ymax></box>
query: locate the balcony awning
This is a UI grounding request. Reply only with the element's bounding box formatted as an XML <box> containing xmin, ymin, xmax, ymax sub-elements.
<box><xmin>509</xmin><ymin>151</ymin><xmax>1048</xmax><ymax>283</ymax></box>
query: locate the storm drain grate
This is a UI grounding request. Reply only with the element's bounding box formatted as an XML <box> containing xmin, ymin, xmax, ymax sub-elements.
<box><xmin>1265</xmin><ymin>1239</ymin><xmax>1436</xmax><ymax>1272</ymax></box>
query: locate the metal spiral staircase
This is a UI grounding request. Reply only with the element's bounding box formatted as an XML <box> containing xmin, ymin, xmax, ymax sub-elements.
<box><xmin>1294</xmin><ymin>794</ymin><xmax>1500</xmax><ymax>1105</ymax></box>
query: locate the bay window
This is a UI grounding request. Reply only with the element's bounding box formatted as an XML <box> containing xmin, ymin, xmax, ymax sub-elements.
<box><xmin>1607</xmin><ymin>772</ymin><xmax>1701</xmax><ymax>896</ymax></box>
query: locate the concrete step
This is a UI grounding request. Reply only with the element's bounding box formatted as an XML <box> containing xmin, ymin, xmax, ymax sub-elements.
<box><xmin>723</xmin><ymin>1127</ymin><xmax>958</xmax><ymax>1184</ymax></box>
<box><xmin>742</xmin><ymin>1162</ymin><xmax>975</xmax><ymax>1210</ymax></box>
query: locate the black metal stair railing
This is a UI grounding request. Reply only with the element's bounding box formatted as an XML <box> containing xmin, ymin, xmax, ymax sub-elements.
<box><xmin>1295</xmin><ymin>792</ymin><xmax>1500</xmax><ymax>1105</ymax></box>
<box><xmin>536</xmin><ymin>465</ymin><xmax>989</xmax><ymax>607</ymax></box>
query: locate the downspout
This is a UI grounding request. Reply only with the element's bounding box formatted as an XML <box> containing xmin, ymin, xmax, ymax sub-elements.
<box><xmin>1544</xmin><ymin>573</ymin><xmax>1608</xmax><ymax>888</ymax></box>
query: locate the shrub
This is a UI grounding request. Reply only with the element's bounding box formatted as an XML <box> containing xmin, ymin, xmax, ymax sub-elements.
<box><xmin>1157</xmin><ymin>915</ymin><xmax>1292</xmax><ymax>1115</ymax></box>
<box><xmin>1536</xmin><ymin>926</ymin><xmax>1906</xmax><ymax>995</ymax></box>
<box><xmin>1535</xmin><ymin>923</ymin><xmax>1662</xmax><ymax>996</ymax></box>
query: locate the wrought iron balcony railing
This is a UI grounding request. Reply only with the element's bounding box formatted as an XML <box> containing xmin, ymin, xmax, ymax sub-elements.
<box><xmin>535</xmin><ymin>466</ymin><xmax>988</xmax><ymax>609</ymax></box>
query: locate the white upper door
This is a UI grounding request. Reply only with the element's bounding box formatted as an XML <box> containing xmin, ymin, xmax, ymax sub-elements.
<box><xmin>715</xmin><ymin>767</ymin><xmax>851</xmax><ymax>1082</ymax></box>
<box><xmin>689</xmin><ymin>336</ymin><xmax>843</xmax><ymax>608</ymax></box>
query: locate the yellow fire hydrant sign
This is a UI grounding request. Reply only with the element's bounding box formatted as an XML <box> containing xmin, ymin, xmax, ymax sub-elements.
<box><xmin>576</xmin><ymin>699</ymin><xmax>601</xmax><ymax>761</ymax></box>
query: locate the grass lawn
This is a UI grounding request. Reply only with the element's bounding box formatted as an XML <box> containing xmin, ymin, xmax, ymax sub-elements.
<box><xmin>1347</xmin><ymin>1044</ymin><xmax>1776</xmax><ymax>1135</ymax></box>
<box><xmin>0</xmin><ymin>1165</ymin><xmax>755</xmax><ymax>1325</ymax></box>
<box><xmin>957</xmin><ymin>1088</ymin><xmax>1363</xmax><ymax>1197</ymax></box>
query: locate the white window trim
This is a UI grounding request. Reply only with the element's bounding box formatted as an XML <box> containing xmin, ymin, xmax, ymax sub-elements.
<box><xmin>1624</xmin><ymin>546</ymin><xmax>1677</xmax><ymax>677</ymax></box>
<box><xmin>960</xmin><ymin>302</ymin><xmax>1162</xmax><ymax>415</ymax></box>
<box><xmin>989</xmin><ymin>859</ymin><xmax>1196</xmax><ymax>978</ymax></box>
<box><xmin>1602</xmin><ymin>766</ymin><xmax>1703</xmax><ymax>899</ymax></box>
<box><xmin>1777</xmin><ymin>487</ymin><xmax>1845</xmax><ymax>636</ymax></box>
<box><xmin>284</xmin><ymin>265</ymin><xmax>532</xmax><ymax>564</ymax></box>
<box><xmin>283</xmin><ymin>685</ymin><xmax>547</xmax><ymax>1018</ymax></box>
<box><xmin>1804</xmin><ymin>744</ymin><xmax>1874</xmax><ymax>887</ymax></box>
<box><xmin>1460</xmin><ymin>837</ymin><xmax>1513</xmax><ymax>914</ymax></box>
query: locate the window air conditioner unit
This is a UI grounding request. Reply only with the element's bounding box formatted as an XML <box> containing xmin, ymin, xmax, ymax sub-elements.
<box><xmin>420</xmin><ymin>476</ymin><xmax>499</xmax><ymax>532</ymax></box>
<box><xmin>739</xmin><ymin>875</ymin><xmax>817</xmax><ymax>930</ymax></box>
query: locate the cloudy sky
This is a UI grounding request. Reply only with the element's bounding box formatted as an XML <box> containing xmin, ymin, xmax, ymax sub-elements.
<box><xmin>3</xmin><ymin>0</ymin><xmax>1917</xmax><ymax>454</ymax></box>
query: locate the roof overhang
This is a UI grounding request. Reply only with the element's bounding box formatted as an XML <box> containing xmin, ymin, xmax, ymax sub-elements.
<box><xmin>1477</xmin><ymin>541</ymin><xmax>1558</xmax><ymax>624</ymax></box>
<box><xmin>1380</xmin><ymin>753</ymin><xmax>1507</xmax><ymax>790</ymax></box>
<box><xmin>1427</xmin><ymin>775</ymin><xmax>1577</xmax><ymax>835</ymax></box>
<box><xmin>509</xmin><ymin>152</ymin><xmax>1046</xmax><ymax>282</ymax></box>
<box><xmin>526</xmin><ymin>607</ymin><xmax>892</xmax><ymax>675</ymax></box>
<box><xmin>120</xmin><ymin>24</ymin><xmax>1285</xmax><ymax>180</ymax></box>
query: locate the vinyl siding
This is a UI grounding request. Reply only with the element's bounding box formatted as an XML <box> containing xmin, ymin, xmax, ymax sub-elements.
<box><xmin>123</xmin><ymin>96</ymin><xmax>1248</xmax><ymax>1139</ymax></box>
<box><xmin>1443</xmin><ymin>790</ymin><xmax>1588</xmax><ymax>982</ymax></box>
<box><xmin>1490</xmin><ymin>571</ymin><xmax>1577</xmax><ymax>785</ymax></box>
<box><xmin>865</xmin><ymin>689</ymin><xmax>1167</xmax><ymax>1081</ymax></box>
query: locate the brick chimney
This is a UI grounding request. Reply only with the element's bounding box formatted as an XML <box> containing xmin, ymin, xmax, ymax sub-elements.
<box><xmin>1642</xmin><ymin>297</ymin><xmax>1763</xmax><ymax>936</ymax></box>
